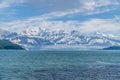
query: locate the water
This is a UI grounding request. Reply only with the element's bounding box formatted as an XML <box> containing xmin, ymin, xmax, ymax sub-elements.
<box><xmin>0</xmin><ymin>50</ymin><xmax>120</xmax><ymax>80</ymax></box>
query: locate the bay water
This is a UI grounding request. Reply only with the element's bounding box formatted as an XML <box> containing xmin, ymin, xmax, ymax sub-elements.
<box><xmin>0</xmin><ymin>50</ymin><xmax>120</xmax><ymax>80</ymax></box>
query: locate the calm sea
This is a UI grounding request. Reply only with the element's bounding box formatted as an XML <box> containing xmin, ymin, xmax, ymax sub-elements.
<box><xmin>0</xmin><ymin>50</ymin><xmax>120</xmax><ymax>80</ymax></box>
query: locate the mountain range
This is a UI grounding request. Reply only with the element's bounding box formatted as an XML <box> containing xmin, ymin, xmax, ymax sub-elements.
<box><xmin>0</xmin><ymin>27</ymin><xmax>120</xmax><ymax>50</ymax></box>
<box><xmin>103</xmin><ymin>46</ymin><xmax>120</xmax><ymax>50</ymax></box>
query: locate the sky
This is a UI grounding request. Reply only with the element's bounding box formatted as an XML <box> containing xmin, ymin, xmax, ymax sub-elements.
<box><xmin>0</xmin><ymin>0</ymin><xmax>120</xmax><ymax>35</ymax></box>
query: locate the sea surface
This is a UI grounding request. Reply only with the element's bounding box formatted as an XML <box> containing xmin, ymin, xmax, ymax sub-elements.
<box><xmin>0</xmin><ymin>50</ymin><xmax>120</xmax><ymax>80</ymax></box>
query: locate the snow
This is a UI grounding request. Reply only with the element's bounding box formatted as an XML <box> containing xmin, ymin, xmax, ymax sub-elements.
<box><xmin>1</xmin><ymin>27</ymin><xmax>120</xmax><ymax>49</ymax></box>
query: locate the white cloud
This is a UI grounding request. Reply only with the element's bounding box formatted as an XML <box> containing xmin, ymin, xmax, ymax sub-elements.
<box><xmin>40</xmin><ymin>0</ymin><xmax>120</xmax><ymax>17</ymax></box>
<box><xmin>79</xmin><ymin>18</ymin><xmax>120</xmax><ymax>34</ymax></box>
<box><xmin>0</xmin><ymin>18</ymin><xmax>80</xmax><ymax>32</ymax></box>
<box><xmin>1</xmin><ymin>16</ymin><xmax>120</xmax><ymax>35</ymax></box>
<box><xmin>0</xmin><ymin>0</ymin><xmax>24</xmax><ymax>9</ymax></box>
<box><xmin>0</xmin><ymin>0</ymin><xmax>119</xmax><ymax>17</ymax></box>
<box><xmin>0</xmin><ymin>0</ymin><xmax>120</xmax><ymax>35</ymax></box>
<box><xmin>0</xmin><ymin>1</ymin><xmax>9</xmax><ymax>9</ymax></box>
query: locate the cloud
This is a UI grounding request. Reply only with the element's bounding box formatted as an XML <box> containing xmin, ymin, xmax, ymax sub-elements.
<box><xmin>80</xmin><ymin>18</ymin><xmax>120</xmax><ymax>34</ymax></box>
<box><xmin>1</xmin><ymin>16</ymin><xmax>120</xmax><ymax>35</ymax></box>
<box><xmin>0</xmin><ymin>1</ymin><xmax>9</xmax><ymax>9</ymax></box>
<box><xmin>0</xmin><ymin>0</ymin><xmax>120</xmax><ymax>35</ymax></box>
<box><xmin>0</xmin><ymin>0</ymin><xmax>24</xmax><ymax>9</ymax></box>
<box><xmin>24</xmin><ymin>0</ymin><xmax>80</xmax><ymax>11</ymax></box>
<box><xmin>29</xmin><ymin>0</ymin><xmax>120</xmax><ymax>20</ymax></box>
<box><xmin>0</xmin><ymin>17</ymin><xmax>80</xmax><ymax>32</ymax></box>
<box><xmin>0</xmin><ymin>0</ymin><xmax>25</xmax><ymax>19</ymax></box>
<box><xmin>0</xmin><ymin>0</ymin><xmax>119</xmax><ymax>17</ymax></box>
<box><xmin>23</xmin><ymin>0</ymin><xmax>120</xmax><ymax>17</ymax></box>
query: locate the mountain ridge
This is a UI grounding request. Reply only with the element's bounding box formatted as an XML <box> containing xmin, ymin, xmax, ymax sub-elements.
<box><xmin>0</xmin><ymin>39</ymin><xmax>24</xmax><ymax>50</ymax></box>
<box><xmin>103</xmin><ymin>46</ymin><xmax>120</xmax><ymax>50</ymax></box>
<box><xmin>0</xmin><ymin>27</ymin><xmax>120</xmax><ymax>50</ymax></box>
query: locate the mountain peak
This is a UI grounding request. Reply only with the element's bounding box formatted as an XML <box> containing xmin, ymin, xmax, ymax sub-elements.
<box><xmin>1</xmin><ymin>28</ymin><xmax>120</xmax><ymax>50</ymax></box>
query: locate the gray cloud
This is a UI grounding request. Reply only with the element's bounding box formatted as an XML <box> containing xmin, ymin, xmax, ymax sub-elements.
<box><xmin>23</xmin><ymin>0</ymin><xmax>120</xmax><ymax>15</ymax></box>
<box><xmin>24</xmin><ymin>0</ymin><xmax>80</xmax><ymax>12</ymax></box>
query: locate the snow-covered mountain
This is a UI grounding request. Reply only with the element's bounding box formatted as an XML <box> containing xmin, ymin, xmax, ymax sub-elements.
<box><xmin>1</xmin><ymin>27</ymin><xmax>120</xmax><ymax>50</ymax></box>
